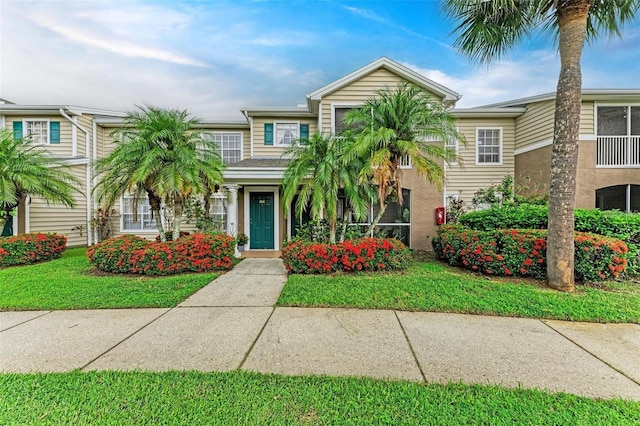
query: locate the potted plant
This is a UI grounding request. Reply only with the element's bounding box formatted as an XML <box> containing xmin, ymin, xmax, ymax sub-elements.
<box><xmin>236</xmin><ymin>233</ymin><xmax>249</xmax><ymax>252</ymax></box>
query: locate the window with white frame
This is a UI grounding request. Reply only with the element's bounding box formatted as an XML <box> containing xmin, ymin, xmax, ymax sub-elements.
<box><xmin>202</xmin><ymin>132</ymin><xmax>242</xmax><ymax>164</ymax></box>
<box><xmin>25</xmin><ymin>120</ymin><xmax>49</xmax><ymax>144</ymax></box>
<box><xmin>476</xmin><ymin>128</ymin><xmax>502</xmax><ymax>165</ymax></box>
<box><xmin>445</xmin><ymin>134</ymin><xmax>458</xmax><ymax>164</ymax></box>
<box><xmin>399</xmin><ymin>154</ymin><xmax>411</xmax><ymax>168</ymax></box>
<box><xmin>209</xmin><ymin>194</ymin><xmax>227</xmax><ymax>229</ymax></box>
<box><xmin>275</xmin><ymin>122</ymin><xmax>299</xmax><ymax>145</ymax></box>
<box><xmin>122</xmin><ymin>196</ymin><xmax>157</xmax><ymax>231</ymax></box>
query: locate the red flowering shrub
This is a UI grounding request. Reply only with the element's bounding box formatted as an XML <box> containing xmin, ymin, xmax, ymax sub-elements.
<box><xmin>87</xmin><ymin>233</ymin><xmax>234</xmax><ymax>275</ymax></box>
<box><xmin>0</xmin><ymin>233</ymin><xmax>67</xmax><ymax>267</ymax></box>
<box><xmin>432</xmin><ymin>224</ymin><xmax>628</xmax><ymax>282</ymax></box>
<box><xmin>281</xmin><ymin>238</ymin><xmax>411</xmax><ymax>274</ymax></box>
<box><xmin>155</xmin><ymin>231</ymin><xmax>190</xmax><ymax>242</ymax></box>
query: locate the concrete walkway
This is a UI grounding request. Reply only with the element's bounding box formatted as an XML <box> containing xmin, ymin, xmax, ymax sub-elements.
<box><xmin>1</xmin><ymin>258</ymin><xmax>639</xmax><ymax>401</ymax></box>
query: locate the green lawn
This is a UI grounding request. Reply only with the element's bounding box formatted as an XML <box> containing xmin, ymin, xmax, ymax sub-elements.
<box><xmin>1</xmin><ymin>371</ymin><xmax>638</xmax><ymax>425</ymax></box>
<box><xmin>278</xmin><ymin>261</ymin><xmax>640</xmax><ymax>323</ymax></box>
<box><xmin>0</xmin><ymin>247</ymin><xmax>219</xmax><ymax>311</ymax></box>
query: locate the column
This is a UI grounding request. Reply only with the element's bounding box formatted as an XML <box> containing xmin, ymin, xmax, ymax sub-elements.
<box><xmin>224</xmin><ymin>184</ymin><xmax>240</xmax><ymax>256</ymax></box>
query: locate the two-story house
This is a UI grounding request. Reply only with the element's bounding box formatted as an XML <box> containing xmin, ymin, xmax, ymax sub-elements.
<box><xmin>1</xmin><ymin>58</ymin><xmax>638</xmax><ymax>253</ymax></box>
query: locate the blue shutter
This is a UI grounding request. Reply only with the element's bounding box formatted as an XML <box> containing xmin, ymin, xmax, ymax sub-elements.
<box><xmin>50</xmin><ymin>121</ymin><xmax>60</xmax><ymax>144</ymax></box>
<box><xmin>13</xmin><ymin>121</ymin><xmax>23</xmax><ymax>139</ymax></box>
<box><xmin>264</xmin><ymin>123</ymin><xmax>273</xmax><ymax>145</ymax></box>
<box><xmin>300</xmin><ymin>124</ymin><xmax>309</xmax><ymax>145</ymax></box>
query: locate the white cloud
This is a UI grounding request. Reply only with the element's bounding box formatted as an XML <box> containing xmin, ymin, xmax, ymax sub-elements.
<box><xmin>402</xmin><ymin>51</ymin><xmax>561</xmax><ymax>107</ymax></box>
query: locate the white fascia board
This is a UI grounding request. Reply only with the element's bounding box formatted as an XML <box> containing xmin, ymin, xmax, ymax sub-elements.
<box><xmin>452</xmin><ymin>107</ymin><xmax>527</xmax><ymax>118</ymax></box>
<box><xmin>308</xmin><ymin>57</ymin><xmax>461</xmax><ymax>104</ymax></box>
<box><xmin>514</xmin><ymin>134</ymin><xmax>597</xmax><ymax>155</ymax></box>
<box><xmin>223</xmin><ymin>168</ymin><xmax>287</xmax><ymax>180</ymax></box>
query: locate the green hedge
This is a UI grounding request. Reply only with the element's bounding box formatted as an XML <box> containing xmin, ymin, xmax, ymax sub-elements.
<box><xmin>433</xmin><ymin>224</ymin><xmax>628</xmax><ymax>282</ymax></box>
<box><xmin>282</xmin><ymin>238</ymin><xmax>411</xmax><ymax>274</ymax></box>
<box><xmin>87</xmin><ymin>233</ymin><xmax>234</xmax><ymax>275</ymax></box>
<box><xmin>458</xmin><ymin>206</ymin><xmax>640</xmax><ymax>276</ymax></box>
<box><xmin>0</xmin><ymin>233</ymin><xmax>67</xmax><ymax>267</ymax></box>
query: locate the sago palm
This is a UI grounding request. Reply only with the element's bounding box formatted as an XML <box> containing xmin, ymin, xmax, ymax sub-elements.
<box><xmin>344</xmin><ymin>82</ymin><xmax>461</xmax><ymax>234</ymax></box>
<box><xmin>443</xmin><ymin>0</ymin><xmax>639</xmax><ymax>292</ymax></box>
<box><xmin>0</xmin><ymin>129</ymin><xmax>80</xmax><ymax>228</ymax></box>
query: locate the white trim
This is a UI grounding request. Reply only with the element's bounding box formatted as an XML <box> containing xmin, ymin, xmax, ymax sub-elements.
<box><xmin>24</xmin><ymin>196</ymin><xmax>30</xmax><ymax>233</ymax></box>
<box><xmin>22</xmin><ymin>118</ymin><xmax>50</xmax><ymax>144</ymax></box>
<box><xmin>243</xmin><ymin>186</ymin><xmax>280</xmax><ymax>251</ymax></box>
<box><xmin>224</xmin><ymin>168</ymin><xmax>286</xmax><ymax>180</ymax></box>
<box><xmin>514</xmin><ymin>139</ymin><xmax>552</xmax><ymax>155</ymax></box>
<box><xmin>249</xmin><ymin>116</ymin><xmax>254</xmax><ymax>158</ymax></box>
<box><xmin>202</xmin><ymin>131</ymin><xmax>243</xmax><ymax>164</ymax></box>
<box><xmin>0</xmin><ymin>114</ymin><xmax>5</xmax><ymax>128</ymax></box>
<box><xmin>579</xmin><ymin>134</ymin><xmax>597</xmax><ymax>141</ymax></box>
<box><xmin>273</xmin><ymin>121</ymin><xmax>300</xmax><ymax>146</ymax></box>
<box><xmin>475</xmin><ymin>127</ymin><xmax>503</xmax><ymax>166</ymax></box>
<box><xmin>308</xmin><ymin>57</ymin><xmax>461</xmax><ymax>106</ymax></box>
<box><xmin>72</xmin><ymin>124</ymin><xmax>77</xmax><ymax>156</ymax></box>
<box><xmin>514</xmin><ymin>135</ymin><xmax>597</xmax><ymax>156</ymax></box>
<box><xmin>12</xmin><ymin>212</ymin><xmax>18</xmax><ymax>236</ymax></box>
<box><xmin>119</xmin><ymin>195</ymin><xmax>158</xmax><ymax>233</ymax></box>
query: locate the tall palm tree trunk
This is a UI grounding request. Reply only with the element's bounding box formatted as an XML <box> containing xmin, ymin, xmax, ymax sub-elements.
<box><xmin>547</xmin><ymin>0</ymin><xmax>592</xmax><ymax>292</ymax></box>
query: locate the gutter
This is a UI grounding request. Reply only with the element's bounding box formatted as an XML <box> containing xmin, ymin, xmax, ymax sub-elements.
<box><xmin>59</xmin><ymin>108</ymin><xmax>92</xmax><ymax>246</ymax></box>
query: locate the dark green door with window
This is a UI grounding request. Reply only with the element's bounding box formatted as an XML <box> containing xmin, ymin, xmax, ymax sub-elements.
<box><xmin>250</xmin><ymin>192</ymin><xmax>274</xmax><ymax>249</ymax></box>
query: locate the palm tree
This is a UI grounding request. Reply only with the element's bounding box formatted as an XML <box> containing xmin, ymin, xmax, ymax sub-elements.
<box><xmin>281</xmin><ymin>133</ymin><xmax>373</xmax><ymax>244</ymax></box>
<box><xmin>343</xmin><ymin>82</ymin><xmax>461</xmax><ymax>234</ymax></box>
<box><xmin>94</xmin><ymin>106</ymin><xmax>225</xmax><ymax>241</ymax></box>
<box><xmin>0</xmin><ymin>129</ymin><xmax>80</xmax><ymax>232</ymax></box>
<box><xmin>443</xmin><ymin>0</ymin><xmax>639</xmax><ymax>292</ymax></box>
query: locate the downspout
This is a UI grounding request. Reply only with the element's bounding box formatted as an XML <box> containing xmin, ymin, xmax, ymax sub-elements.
<box><xmin>60</xmin><ymin>108</ymin><xmax>92</xmax><ymax>246</ymax></box>
<box><xmin>93</xmin><ymin>119</ymin><xmax>98</xmax><ymax>243</ymax></box>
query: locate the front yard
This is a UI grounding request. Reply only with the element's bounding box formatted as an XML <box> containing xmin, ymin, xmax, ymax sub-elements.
<box><xmin>0</xmin><ymin>248</ymin><xmax>219</xmax><ymax>310</ymax></box>
<box><xmin>277</xmin><ymin>261</ymin><xmax>640</xmax><ymax>324</ymax></box>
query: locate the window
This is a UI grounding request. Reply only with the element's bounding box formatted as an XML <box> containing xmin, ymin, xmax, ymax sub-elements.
<box><xmin>597</xmin><ymin>106</ymin><xmax>640</xmax><ymax>136</ymax></box>
<box><xmin>445</xmin><ymin>133</ymin><xmax>459</xmax><ymax>164</ymax></box>
<box><xmin>202</xmin><ymin>132</ymin><xmax>242</xmax><ymax>164</ymax></box>
<box><xmin>476</xmin><ymin>128</ymin><xmax>502</xmax><ymax>165</ymax></box>
<box><xmin>399</xmin><ymin>155</ymin><xmax>411</xmax><ymax>168</ymax></box>
<box><xmin>209</xmin><ymin>194</ymin><xmax>227</xmax><ymax>227</ymax></box>
<box><xmin>122</xmin><ymin>196</ymin><xmax>157</xmax><ymax>231</ymax></box>
<box><xmin>25</xmin><ymin>120</ymin><xmax>48</xmax><ymax>144</ymax></box>
<box><xmin>275</xmin><ymin>122</ymin><xmax>299</xmax><ymax>145</ymax></box>
<box><xmin>333</xmin><ymin>105</ymin><xmax>364</xmax><ymax>135</ymax></box>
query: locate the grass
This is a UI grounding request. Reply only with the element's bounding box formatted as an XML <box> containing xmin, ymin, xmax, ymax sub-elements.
<box><xmin>278</xmin><ymin>261</ymin><xmax>640</xmax><ymax>323</ymax></box>
<box><xmin>1</xmin><ymin>371</ymin><xmax>639</xmax><ymax>425</ymax></box>
<box><xmin>0</xmin><ymin>247</ymin><xmax>220</xmax><ymax>311</ymax></box>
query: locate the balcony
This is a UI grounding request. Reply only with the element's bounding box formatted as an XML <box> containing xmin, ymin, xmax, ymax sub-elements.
<box><xmin>596</xmin><ymin>136</ymin><xmax>640</xmax><ymax>167</ymax></box>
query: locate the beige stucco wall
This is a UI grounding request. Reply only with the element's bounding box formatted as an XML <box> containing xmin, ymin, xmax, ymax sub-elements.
<box><xmin>401</xmin><ymin>169</ymin><xmax>444</xmax><ymax>250</ymax></box>
<box><xmin>515</xmin><ymin>141</ymin><xmax>640</xmax><ymax>209</ymax></box>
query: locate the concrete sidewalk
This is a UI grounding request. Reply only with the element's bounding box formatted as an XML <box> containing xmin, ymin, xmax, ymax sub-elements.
<box><xmin>1</xmin><ymin>258</ymin><xmax>639</xmax><ymax>401</ymax></box>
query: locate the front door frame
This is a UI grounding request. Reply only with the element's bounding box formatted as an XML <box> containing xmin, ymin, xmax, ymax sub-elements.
<box><xmin>244</xmin><ymin>186</ymin><xmax>280</xmax><ymax>250</ymax></box>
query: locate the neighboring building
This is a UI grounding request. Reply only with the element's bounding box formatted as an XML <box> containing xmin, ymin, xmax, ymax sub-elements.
<box><xmin>1</xmin><ymin>57</ymin><xmax>638</xmax><ymax>252</ymax></box>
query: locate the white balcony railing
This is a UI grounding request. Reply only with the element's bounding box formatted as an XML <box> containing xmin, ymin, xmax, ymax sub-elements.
<box><xmin>596</xmin><ymin>136</ymin><xmax>640</xmax><ymax>167</ymax></box>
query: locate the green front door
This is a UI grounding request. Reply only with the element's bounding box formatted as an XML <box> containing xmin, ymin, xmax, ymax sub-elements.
<box><xmin>250</xmin><ymin>192</ymin><xmax>275</xmax><ymax>249</ymax></box>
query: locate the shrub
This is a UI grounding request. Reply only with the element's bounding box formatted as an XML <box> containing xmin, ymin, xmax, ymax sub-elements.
<box><xmin>155</xmin><ymin>231</ymin><xmax>190</xmax><ymax>242</ymax></box>
<box><xmin>0</xmin><ymin>233</ymin><xmax>67</xmax><ymax>267</ymax></box>
<box><xmin>281</xmin><ymin>238</ymin><xmax>411</xmax><ymax>274</ymax></box>
<box><xmin>88</xmin><ymin>233</ymin><xmax>234</xmax><ymax>275</ymax></box>
<box><xmin>432</xmin><ymin>224</ymin><xmax>628</xmax><ymax>282</ymax></box>
<box><xmin>458</xmin><ymin>206</ymin><xmax>640</xmax><ymax>276</ymax></box>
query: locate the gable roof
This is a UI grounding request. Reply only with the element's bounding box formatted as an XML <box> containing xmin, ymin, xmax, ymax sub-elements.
<box><xmin>307</xmin><ymin>57</ymin><xmax>461</xmax><ymax>108</ymax></box>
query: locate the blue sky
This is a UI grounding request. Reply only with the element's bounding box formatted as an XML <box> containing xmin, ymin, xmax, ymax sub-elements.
<box><xmin>1</xmin><ymin>0</ymin><xmax>639</xmax><ymax>119</ymax></box>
